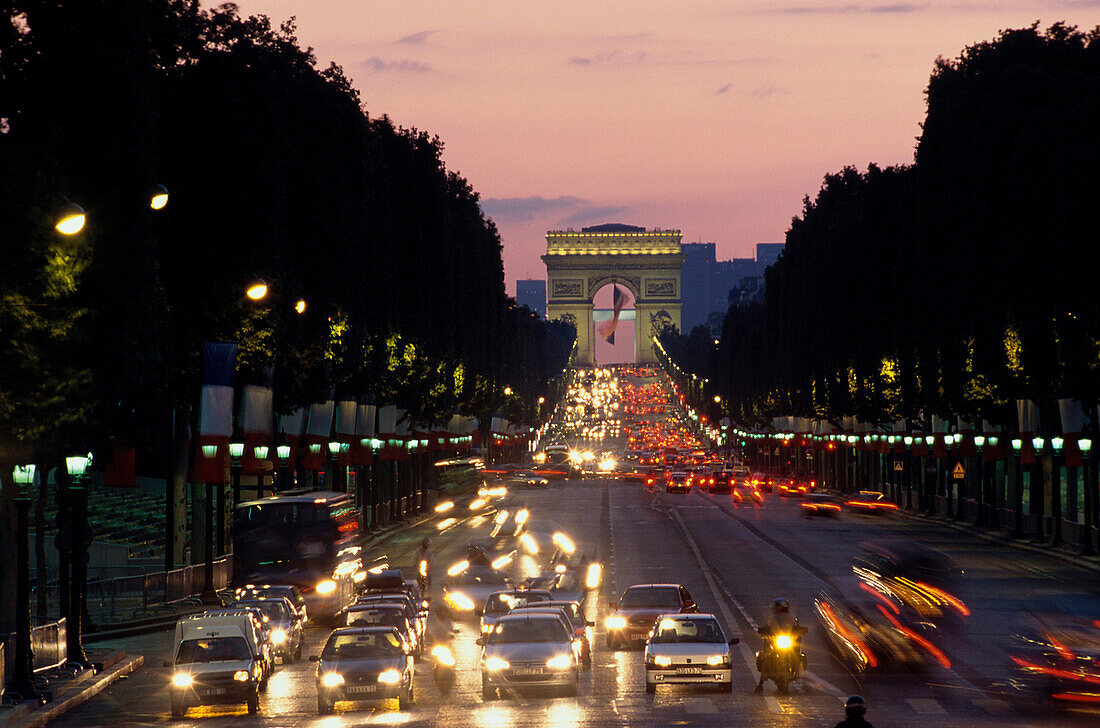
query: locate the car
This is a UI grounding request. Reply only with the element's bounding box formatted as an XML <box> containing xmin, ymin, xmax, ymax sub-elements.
<box><xmin>235</xmin><ymin>584</ymin><xmax>308</xmax><ymax>624</ymax></box>
<box><xmin>644</xmin><ymin>614</ymin><xmax>739</xmax><ymax>693</ymax></box>
<box><xmin>733</xmin><ymin>482</ymin><xmax>763</xmax><ymax>504</ymax></box>
<box><xmin>709</xmin><ymin>471</ymin><xmax>734</xmax><ymax>494</ymax></box>
<box><xmin>203</xmin><ymin>608</ymin><xmax>275</xmax><ymax>683</ymax></box>
<box><xmin>606</xmin><ymin>584</ymin><xmax>700</xmax><ymax>649</ymax></box>
<box><xmin>229</xmin><ymin>597</ymin><xmax>304</xmax><ymax>662</ymax></box>
<box><xmin>478</xmin><ymin>613</ymin><xmax>580</xmax><ymax>699</ymax></box>
<box><xmin>312</xmin><ymin>626</ymin><xmax>415</xmax><ymax>713</ymax></box>
<box><xmin>343</xmin><ymin>604</ymin><xmax>419</xmax><ymax>656</ymax></box>
<box><xmin>512</xmin><ymin>599</ymin><xmax>596</xmax><ymax>668</ymax></box>
<box><xmin>752</xmin><ymin>472</ymin><xmax>774</xmax><ymax>493</ymax></box>
<box><xmin>168</xmin><ymin>613</ymin><xmax>266</xmax><ymax>716</ymax></box>
<box><xmin>800</xmin><ymin>493</ymin><xmax>843</xmax><ymax>517</ymax></box>
<box><xmin>846</xmin><ymin>491</ymin><xmax>899</xmax><ymax>514</ymax></box>
<box><xmin>354</xmin><ymin>595</ymin><xmax>424</xmax><ymax>653</ymax></box>
<box><xmin>443</xmin><ymin>563</ymin><xmax>512</xmax><ymax>619</ymax></box>
<box><xmin>477</xmin><ymin>588</ymin><xmax>554</xmax><ymax>635</ymax></box>
<box><xmin>509</xmin><ymin>471</ymin><xmax>550</xmax><ymax>488</ymax></box>
<box><xmin>666</xmin><ymin>471</ymin><xmax>690</xmax><ymax>493</ymax></box>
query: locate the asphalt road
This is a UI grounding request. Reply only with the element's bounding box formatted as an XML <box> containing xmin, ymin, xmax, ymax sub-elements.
<box><xmin>51</xmin><ymin>476</ymin><xmax>1100</xmax><ymax>728</ymax></box>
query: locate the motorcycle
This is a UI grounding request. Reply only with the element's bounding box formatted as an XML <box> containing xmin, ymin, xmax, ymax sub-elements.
<box><xmin>756</xmin><ymin>621</ymin><xmax>808</xmax><ymax>694</ymax></box>
<box><xmin>430</xmin><ymin>644</ymin><xmax>456</xmax><ymax>695</ymax></box>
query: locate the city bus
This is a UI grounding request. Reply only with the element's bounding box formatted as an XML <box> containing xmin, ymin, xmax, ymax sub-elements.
<box><xmin>233</xmin><ymin>490</ymin><xmax>363</xmax><ymax>624</ymax></box>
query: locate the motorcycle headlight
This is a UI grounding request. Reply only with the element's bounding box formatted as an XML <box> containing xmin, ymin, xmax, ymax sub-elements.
<box><xmin>653</xmin><ymin>655</ymin><xmax>672</xmax><ymax>667</ymax></box>
<box><xmin>316</xmin><ymin>580</ymin><xmax>337</xmax><ymax>595</ymax></box>
<box><xmin>321</xmin><ymin>672</ymin><xmax>344</xmax><ymax>687</ymax></box>
<box><xmin>775</xmin><ymin>634</ymin><xmax>793</xmax><ymax>650</ymax></box>
<box><xmin>171</xmin><ymin>672</ymin><xmax>193</xmax><ymax>688</ymax></box>
<box><xmin>377</xmin><ymin>669</ymin><xmax>402</xmax><ymax>684</ymax></box>
<box><xmin>706</xmin><ymin>655</ymin><xmax>726</xmax><ymax>666</ymax></box>
<box><xmin>233</xmin><ymin>670</ymin><xmax>250</xmax><ymax>682</ymax></box>
<box><xmin>546</xmin><ymin>654</ymin><xmax>572</xmax><ymax>670</ymax></box>
<box><xmin>270</xmin><ymin>628</ymin><xmax>287</xmax><ymax>645</ymax></box>
<box><xmin>606</xmin><ymin>616</ymin><xmax>626</xmax><ymax>630</ymax></box>
<box><xmin>447</xmin><ymin>592</ymin><xmax>475</xmax><ymax>611</ymax></box>
<box><xmin>485</xmin><ymin>657</ymin><xmax>510</xmax><ymax>671</ymax></box>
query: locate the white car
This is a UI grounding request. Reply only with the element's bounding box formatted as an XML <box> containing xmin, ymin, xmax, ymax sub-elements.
<box><xmin>478</xmin><ymin>613</ymin><xmax>580</xmax><ymax>699</ymax></box>
<box><xmin>644</xmin><ymin>614</ymin><xmax>738</xmax><ymax>693</ymax></box>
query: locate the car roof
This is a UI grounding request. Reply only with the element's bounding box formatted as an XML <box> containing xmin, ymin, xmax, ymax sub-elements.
<box><xmin>655</xmin><ymin>612</ymin><xmax>718</xmax><ymax>621</ymax></box>
<box><xmin>496</xmin><ymin>612</ymin><xmax>569</xmax><ymax>623</ymax></box>
<box><xmin>624</xmin><ymin>583</ymin><xmax>683</xmax><ymax>590</ymax></box>
<box><xmin>330</xmin><ymin>625</ymin><xmax>402</xmax><ymax>636</ymax></box>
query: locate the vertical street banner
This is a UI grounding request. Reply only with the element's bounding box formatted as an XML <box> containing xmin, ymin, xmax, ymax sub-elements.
<box><xmin>351</xmin><ymin>403</ymin><xmax>377</xmax><ymax>465</ymax></box>
<box><xmin>595</xmin><ymin>284</ymin><xmax>626</xmax><ymax>343</ymax></box>
<box><xmin>239</xmin><ymin>384</ymin><xmax>273</xmax><ymax>475</ymax></box>
<box><xmin>301</xmin><ymin>399</ymin><xmax>335</xmax><ymax>471</ymax></box>
<box><xmin>191</xmin><ymin>341</ymin><xmax>237</xmax><ymax>483</ymax></box>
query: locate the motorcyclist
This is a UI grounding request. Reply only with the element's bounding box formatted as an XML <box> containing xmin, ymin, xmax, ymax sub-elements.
<box><xmin>834</xmin><ymin>695</ymin><xmax>874</xmax><ymax>728</ymax></box>
<box><xmin>755</xmin><ymin>598</ymin><xmax>801</xmax><ymax>692</ymax></box>
<box><xmin>415</xmin><ymin>538</ymin><xmax>432</xmax><ymax>591</ymax></box>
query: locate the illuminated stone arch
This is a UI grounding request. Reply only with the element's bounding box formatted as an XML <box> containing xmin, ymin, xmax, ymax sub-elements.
<box><xmin>542</xmin><ymin>224</ymin><xmax>684</xmax><ymax>365</ymax></box>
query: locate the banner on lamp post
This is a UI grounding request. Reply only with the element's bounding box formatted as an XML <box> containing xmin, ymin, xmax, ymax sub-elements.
<box><xmin>191</xmin><ymin>342</ymin><xmax>236</xmax><ymax>483</ymax></box>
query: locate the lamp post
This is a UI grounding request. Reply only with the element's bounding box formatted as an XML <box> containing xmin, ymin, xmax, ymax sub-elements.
<box><xmin>1081</xmin><ymin>438</ymin><xmax>1095</xmax><ymax>556</ymax></box>
<box><xmin>276</xmin><ymin>432</ymin><xmax>291</xmax><ymax>492</ymax></box>
<box><xmin>328</xmin><ymin>441</ymin><xmax>341</xmax><ymax>491</ymax></box>
<box><xmin>11</xmin><ymin>465</ymin><xmax>38</xmax><ymax>698</ymax></box>
<box><xmin>65</xmin><ymin>453</ymin><xmax>92</xmax><ymax>666</ymax></box>
<box><xmin>1032</xmin><ymin>436</ymin><xmax>1046</xmax><ymax>540</ymax></box>
<box><xmin>973</xmin><ymin>435</ymin><xmax>987</xmax><ymax>527</ymax></box>
<box><xmin>1011</xmin><ymin>438</ymin><xmax>1025</xmax><ymax>537</ymax></box>
<box><xmin>1050</xmin><ymin>436</ymin><xmax>1064</xmax><ymax>546</ymax></box>
<box><xmin>228</xmin><ymin>430</ymin><xmax>244</xmax><ymax>507</ymax></box>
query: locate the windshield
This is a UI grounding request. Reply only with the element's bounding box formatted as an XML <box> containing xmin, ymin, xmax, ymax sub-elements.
<box><xmin>650</xmin><ymin>617</ymin><xmax>725</xmax><ymax>643</ymax></box>
<box><xmin>322</xmin><ymin>631</ymin><xmax>403</xmax><ymax>658</ymax></box>
<box><xmin>234</xmin><ymin>601</ymin><xmax>287</xmax><ymax>620</ymax></box>
<box><xmin>489</xmin><ymin>619</ymin><xmax>568</xmax><ymax>643</ymax></box>
<box><xmin>176</xmin><ymin>637</ymin><xmax>251</xmax><ymax>663</ymax></box>
<box><xmin>485</xmin><ymin>592</ymin><xmax>551</xmax><ymax>614</ymax></box>
<box><xmin>621</xmin><ymin>587</ymin><xmax>680</xmax><ymax>609</ymax></box>
<box><xmin>347</xmin><ymin>608</ymin><xmax>406</xmax><ymax>629</ymax></box>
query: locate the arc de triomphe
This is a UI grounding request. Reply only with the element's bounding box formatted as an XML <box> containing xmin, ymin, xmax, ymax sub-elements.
<box><xmin>542</xmin><ymin>224</ymin><xmax>684</xmax><ymax>365</ymax></box>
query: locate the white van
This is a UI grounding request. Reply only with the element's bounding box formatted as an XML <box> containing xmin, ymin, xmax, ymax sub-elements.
<box><xmin>167</xmin><ymin>614</ymin><xmax>265</xmax><ymax>716</ymax></box>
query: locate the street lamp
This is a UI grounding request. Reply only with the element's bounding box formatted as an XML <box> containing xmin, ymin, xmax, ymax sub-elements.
<box><xmin>11</xmin><ymin>465</ymin><xmax>38</xmax><ymax>697</ymax></box>
<box><xmin>246</xmin><ymin>280</ymin><xmax>268</xmax><ymax>301</ymax></box>
<box><xmin>276</xmin><ymin>431</ymin><xmax>292</xmax><ymax>491</ymax></box>
<box><xmin>65</xmin><ymin>452</ymin><xmax>93</xmax><ymax>666</ymax></box>
<box><xmin>229</xmin><ymin>429</ymin><xmax>244</xmax><ymax>505</ymax></box>
<box><xmin>54</xmin><ymin>202</ymin><xmax>86</xmax><ymax>235</ymax></box>
<box><xmin>148</xmin><ymin>184</ymin><xmax>169</xmax><ymax>210</ymax></box>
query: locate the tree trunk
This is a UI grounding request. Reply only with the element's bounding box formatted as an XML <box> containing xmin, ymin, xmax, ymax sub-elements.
<box><xmin>167</xmin><ymin>407</ymin><xmax>190</xmax><ymax>571</ymax></box>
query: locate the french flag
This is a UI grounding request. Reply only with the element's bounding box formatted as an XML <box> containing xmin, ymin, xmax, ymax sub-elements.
<box><xmin>191</xmin><ymin>342</ymin><xmax>236</xmax><ymax>483</ymax></box>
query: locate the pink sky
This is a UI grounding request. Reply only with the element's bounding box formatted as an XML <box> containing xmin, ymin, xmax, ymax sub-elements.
<box><xmin>228</xmin><ymin>2</ymin><xmax>1100</xmax><ymax>293</ymax></box>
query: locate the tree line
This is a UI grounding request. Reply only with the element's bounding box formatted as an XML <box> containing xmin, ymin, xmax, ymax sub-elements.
<box><xmin>662</xmin><ymin>23</ymin><xmax>1100</xmax><ymax>434</ymax></box>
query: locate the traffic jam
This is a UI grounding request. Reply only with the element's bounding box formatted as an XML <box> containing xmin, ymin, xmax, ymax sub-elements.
<box><xmin>157</xmin><ymin>364</ymin><xmax>1100</xmax><ymax>723</ymax></box>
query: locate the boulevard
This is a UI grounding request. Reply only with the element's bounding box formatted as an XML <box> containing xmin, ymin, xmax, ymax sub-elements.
<box><xmin>51</xmin><ymin>466</ymin><xmax>1100</xmax><ymax>727</ymax></box>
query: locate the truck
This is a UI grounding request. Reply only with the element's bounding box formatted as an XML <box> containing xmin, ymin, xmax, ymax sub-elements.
<box><xmin>167</xmin><ymin>613</ymin><xmax>266</xmax><ymax>717</ymax></box>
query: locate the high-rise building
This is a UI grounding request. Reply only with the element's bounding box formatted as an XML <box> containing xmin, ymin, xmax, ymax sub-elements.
<box><xmin>755</xmin><ymin>243</ymin><xmax>785</xmax><ymax>268</ymax></box>
<box><xmin>680</xmin><ymin>243</ymin><xmax>717</xmax><ymax>333</ymax></box>
<box><xmin>680</xmin><ymin>241</ymin><xmax>786</xmax><ymax>333</ymax></box>
<box><xmin>516</xmin><ymin>279</ymin><xmax>547</xmax><ymax>318</ymax></box>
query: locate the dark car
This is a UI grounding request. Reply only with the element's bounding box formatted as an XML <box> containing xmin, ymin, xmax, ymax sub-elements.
<box><xmin>312</xmin><ymin>627</ymin><xmax>414</xmax><ymax>713</ymax></box>
<box><xmin>845</xmin><ymin>491</ymin><xmax>899</xmax><ymax>514</ymax></box>
<box><xmin>666</xmin><ymin>472</ymin><xmax>690</xmax><ymax>493</ymax></box>
<box><xmin>235</xmin><ymin>584</ymin><xmax>308</xmax><ymax>624</ymax></box>
<box><xmin>229</xmin><ymin>597</ymin><xmax>304</xmax><ymax>662</ymax></box>
<box><xmin>800</xmin><ymin>493</ymin><xmax>842</xmax><ymax>518</ymax></box>
<box><xmin>513</xmin><ymin>599</ymin><xmax>596</xmax><ymax>668</ymax></box>
<box><xmin>605</xmin><ymin>584</ymin><xmax>699</xmax><ymax>649</ymax></box>
<box><xmin>752</xmin><ymin>472</ymin><xmax>774</xmax><ymax>493</ymax></box>
<box><xmin>709</xmin><ymin>470</ymin><xmax>734</xmax><ymax>494</ymax></box>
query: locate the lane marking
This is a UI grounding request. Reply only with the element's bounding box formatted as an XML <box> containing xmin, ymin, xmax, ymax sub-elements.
<box><xmin>764</xmin><ymin>696</ymin><xmax>782</xmax><ymax>713</ymax></box>
<box><xmin>906</xmin><ymin>697</ymin><xmax>947</xmax><ymax>714</ymax></box>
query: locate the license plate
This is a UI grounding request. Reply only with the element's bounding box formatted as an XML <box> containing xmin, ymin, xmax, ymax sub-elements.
<box><xmin>346</xmin><ymin>685</ymin><xmax>377</xmax><ymax>694</ymax></box>
<box><xmin>200</xmin><ymin>688</ymin><xmax>226</xmax><ymax>697</ymax></box>
<box><xmin>675</xmin><ymin>667</ymin><xmax>703</xmax><ymax>674</ymax></box>
<box><xmin>513</xmin><ymin>667</ymin><xmax>544</xmax><ymax>676</ymax></box>
<box><xmin>631</xmin><ymin>633</ymin><xmax>648</xmax><ymax>641</ymax></box>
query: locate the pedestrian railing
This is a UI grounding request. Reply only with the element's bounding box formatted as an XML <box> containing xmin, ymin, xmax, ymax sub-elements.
<box><xmin>2</xmin><ymin>617</ymin><xmax>68</xmax><ymax>686</ymax></box>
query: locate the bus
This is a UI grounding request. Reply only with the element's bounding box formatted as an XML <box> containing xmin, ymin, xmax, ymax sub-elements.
<box><xmin>233</xmin><ymin>490</ymin><xmax>363</xmax><ymax>624</ymax></box>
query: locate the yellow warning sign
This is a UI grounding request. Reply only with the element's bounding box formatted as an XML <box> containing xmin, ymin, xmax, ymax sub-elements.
<box><xmin>952</xmin><ymin>462</ymin><xmax>966</xmax><ymax>479</ymax></box>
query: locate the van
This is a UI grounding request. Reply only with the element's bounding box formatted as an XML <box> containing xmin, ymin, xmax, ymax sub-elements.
<box><xmin>167</xmin><ymin>614</ymin><xmax>265</xmax><ymax>717</ymax></box>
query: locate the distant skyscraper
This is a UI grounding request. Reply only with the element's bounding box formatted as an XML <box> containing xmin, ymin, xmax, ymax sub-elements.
<box><xmin>516</xmin><ymin>279</ymin><xmax>547</xmax><ymax>318</ymax></box>
<box><xmin>680</xmin><ymin>243</ymin><xmax>716</xmax><ymax>333</ymax></box>
<box><xmin>755</xmin><ymin>243</ymin><xmax>785</xmax><ymax>268</ymax></box>
<box><xmin>680</xmin><ymin>241</ymin><xmax>786</xmax><ymax>333</ymax></box>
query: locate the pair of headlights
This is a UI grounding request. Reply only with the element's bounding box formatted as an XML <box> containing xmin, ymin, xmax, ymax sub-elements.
<box><xmin>321</xmin><ymin>669</ymin><xmax>402</xmax><ymax>687</ymax></box>
<box><xmin>649</xmin><ymin>654</ymin><xmax>728</xmax><ymax>667</ymax></box>
<box><xmin>171</xmin><ymin>669</ymin><xmax>253</xmax><ymax>688</ymax></box>
<box><xmin>485</xmin><ymin>654</ymin><xmax>571</xmax><ymax>671</ymax></box>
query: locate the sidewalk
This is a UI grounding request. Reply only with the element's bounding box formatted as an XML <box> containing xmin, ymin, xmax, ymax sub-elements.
<box><xmin>1</xmin><ymin>650</ymin><xmax>142</xmax><ymax>728</ymax></box>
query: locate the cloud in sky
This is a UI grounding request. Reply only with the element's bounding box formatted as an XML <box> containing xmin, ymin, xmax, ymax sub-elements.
<box><xmin>751</xmin><ymin>85</ymin><xmax>785</xmax><ymax>98</ymax></box>
<box><xmin>361</xmin><ymin>56</ymin><xmax>433</xmax><ymax>73</ymax></box>
<box><xmin>557</xmin><ymin>205</ymin><xmax>633</xmax><ymax>227</ymax></box>
<box><xmin>480</xmin><ymin>196</ymin><xmax>585</xmax><ymax>222</ymax></box>
<box><xmin>715</xmin><ymin>83</ymin><xmax>734</xmax><ymax>95</ymax></box>
<box><xmin>776</xmin><ymin>3</ymin><xmax>926</xmax><ymax>13</ymax></box>
<box><xmin>568</xmin><ymin>50</ymin><xmax>648</xmax><ymax>66</ymax></box>
<box><xmin>397</xmin><ymin>29</ymin><xmax>437</xmax><ymax>44</ymax></box>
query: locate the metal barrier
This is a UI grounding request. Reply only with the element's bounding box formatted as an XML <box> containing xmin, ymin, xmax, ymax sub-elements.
<box><xmin>1</xmin><ymin>640</ymin><xmax>6</xmax><ymax>699</ymax></box>
<box><xmin>3</xmin><ymin>617</ymin><xmax>67</xmax><ymax>682</ymax></box>
<box><xmin>32</xmin><ymin>555</ymin><xmax>233</xmax><ymax>624</ymax></box>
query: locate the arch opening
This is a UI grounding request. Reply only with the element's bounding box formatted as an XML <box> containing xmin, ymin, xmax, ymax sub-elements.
<box><xmin>592</xmin><ymin>282</ymin><xmax>636</xmax><ymax>365</ymax></box>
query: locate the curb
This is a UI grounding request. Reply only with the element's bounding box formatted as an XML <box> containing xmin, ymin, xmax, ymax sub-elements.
<box><xmin>3</xmin><ymin>655</ymin><xmax>143</xmax><ymax>728</ymax></box>
<box><xmin>893</xmin><ymin>507</ymin><xmax>1100</xmax><ymax>575</ymax></box>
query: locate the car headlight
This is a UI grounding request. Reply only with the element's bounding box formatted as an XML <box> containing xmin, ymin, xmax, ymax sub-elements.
<box><xmin>321</xmin><ymin>672</ymin><xmax>344</xmax><ymax>687</ymax></box>
<box><xmin>377</xmin><ymin>669</ymin><xmax>402</xmax><ymax>684</ymax></box>
<box><xmin>606</xmin><ymin>616</ymin><xmax>626</xmax><ymax>630</ymax></box>
<box><xmin>447</xmin><ymin>592</ymin><xmax>475</xmax><ymax>611</ymax></box>
<box><xmin>775</xmin><ymin>634</ymin><xmax>793</xmax><ymax>650</ymax></box>
<box><xmin>653</xmin><ymin>655</ymin><xmax>672</xmax><ymax>667</ymax></box>
<box><xmin>706</xmin><ymin>655</ymin><xmax>727</xmax><ymax>666</ymax></box>
<box><xmin>485</xmin><ymin>657</ymin><xmax>510</xmax><ymax>671</ymax></box>
<box><xmin>270</xmin><ymin>628</ymin><xmax>287</xmax><ymax>645</ymax></box>
<box><xmin>546</xmin><ymin>654</ymin><xmax>572</xmax><ymax>670</ymax></box>
<box><xmin>233</xmin><ymin>670</ymin><xmax>250</xmax><ymax>682</ymax></box>
<box><xmin>171</xmin><ymin>672</ymin><xmax>193</xmax><ymax>688</ymax></box>
<box><xmin>316</xmin><ymin>580</ymin><xmax>337</xmax><ymax>595</ymax></box>
<box><xmin>431</xmin><ymin>645</ymin><xmax>455</xmax><ymax>667</ymax></box>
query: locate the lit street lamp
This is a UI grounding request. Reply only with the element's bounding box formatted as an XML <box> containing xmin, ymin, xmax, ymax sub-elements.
<box><xmin>11</xmin><ymin>465</ymin><xmax>38</xmax><ymax>698</ymax></box>
<box><xmin>64</xmin><ymin>453</ymin><xmax>93</xmax><ymax>667</ymax></box>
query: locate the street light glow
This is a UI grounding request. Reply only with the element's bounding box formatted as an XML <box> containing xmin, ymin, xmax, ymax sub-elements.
<box><xmin>246</xmin><ymin>281</ymin><xmax>268</xmax><ymax>300</ymax></box>
<box><xmin>149</xmin><ymin>184</ymin><xmax>169</xmax><ymax>210</ymax></box>
<box><xmin>295</xmin><ymin>299</ymin><xmax>307</xmax><ymax>314</ymax></box>
<box><xmin>55</xmin><ymin>203</ymin><xmax>86</xmax><ymax>235</ymax></box>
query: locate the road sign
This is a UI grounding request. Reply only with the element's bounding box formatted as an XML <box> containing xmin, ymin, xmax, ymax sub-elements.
<box><xmin>952</xmin><ymin>462</ymin><xmax>966</xmax><ymax>479</ymax></box>
<box><xmin>893</xmin><ymin>461</ymin><xmax>904</xmax><ymax>472</ymax></box>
